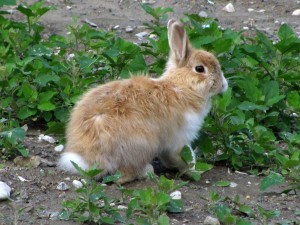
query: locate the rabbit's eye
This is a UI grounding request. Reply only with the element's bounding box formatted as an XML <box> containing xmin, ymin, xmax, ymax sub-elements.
<box><xmin>195</xmin><ymin>65</ymin><xmax>205</xmax><ymax>73</ymax></box>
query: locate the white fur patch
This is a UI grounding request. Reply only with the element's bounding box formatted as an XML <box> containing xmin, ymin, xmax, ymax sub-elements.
<box><xmin>221</xmin><ymin>72</ymin><xmax>228</xmax><ymax>93</ymax></box>
<box><xmin>182</xmin><ymin>109</ymin><xmax>208</xmax><ymax>143</ymax></box>
<box><xmin>58</xmin><ymin>152</ymin><xmax>89</xmax><ymax>174</ymax></box>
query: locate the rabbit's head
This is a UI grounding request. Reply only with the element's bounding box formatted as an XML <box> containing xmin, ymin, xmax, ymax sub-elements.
<box><xmin>164</xmin><ymin>19</ymin><xmax>228</xmax><ymax>97</ymax></box>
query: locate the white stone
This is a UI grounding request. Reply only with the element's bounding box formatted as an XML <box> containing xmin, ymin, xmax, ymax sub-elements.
<box><xmin>135</xmin><ymin>31</ymin><xmax>149</xmax><ymax>39</ymax></box>
<box><xmin>199</xmin><ymin>11</ymin><xmax>208</xmax><ymax>18</ymax></box>
<box><xmin>248</xmin><ymin>8</ymin><xmax>254</xmax><ymax>12</ymax></box>
<box><xmin>117</xmin><ymin>205</ymin><xmax>128</xmax><ymax>210</ymax></box>
<box><xmin>66</xmin><ymin>5</ymin><xmax>72</xmax><ymax>10</ymax></box>
<box><xmin>149</xmin><ymin>34</ymin><xmax>158</xmax><ymax>40</ymax></box>
<box><xmin>207</xmin><ymin>0</ymin><xmax>214</xmax><ymax>5</ymax></box>
<box><xmin>18</xmin><ymin>176</ymin><xmax>30</xmax><ymax>182</ymax></box>
<box><xmin>38</xmin><ymin>134</ymin><xmax>55</xmax><ymax>143</ymax></box>
<box><xmin>204</xmin><ymin>216</ymin><xmax>220</xmax><ymax>225</ymax></box>
<box><xmin>54</xmin><ymin>144</ymin><xmax>64</xmax><ymax>152</ymax></box>
<box><xmin>142</xmin><ymin>0</ymin><xmax>156</xmax><ymax>4</ymax></box>
<box><xmin>170</xmin><ymin>190</ymin><xmax>181</xmax><ymax>200</ymax></box>
<box><xmin>243</xmin><ymin>26</ymin><xmax>249</xmax><ymax>30</ymax></box>
<box><xmin>292</xmin><ymin>9</ymin><xmax>300</xmax><ymax>16</ymax></box>
<box><xmin>56</xmin><ymin>182</ymin><xmax>69</xmax><ymax>191</ymax></box>
<box><xmin>222</xmin><ymin>3</ymin><xmax>235</xmax><ymax>13</ymax></box>
<box><xmin>0</xmin><ymin>182</ymin><xmax>11</xmax><ymax>200</ymax></box>
<box><xmin>230</xmin><ymin>182</ymin><xmax>237</xmax><ymax>188</ymax></box>
<box><xmin>125</xmin><ymin>26</ymin><xmax>134</xmax><ymax>33</ymax></box>
<box><xmin>72</xmin><ymin>180</ymin><xmax>83</xmax><ymax>189</ymax></box>
<box><xmin>113</xmin><ymin>25</ymin><xmax>120</xmax><ymax>30</ymax></box>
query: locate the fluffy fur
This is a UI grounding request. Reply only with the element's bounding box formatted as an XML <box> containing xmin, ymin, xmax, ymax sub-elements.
<box><xmin>58</xmin><ymin>19</ymin><xmax>228</xmax><ymax>183</ymax></box>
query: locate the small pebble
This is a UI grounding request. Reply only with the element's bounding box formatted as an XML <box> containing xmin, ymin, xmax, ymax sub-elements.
<box><xmin>38</xmin><ymin>134</ymin><xmax>55</xmax><ymax>143</ymax></box>
<box><xmin>50</xmin><ymin>212</ymin><xmax>59</xmax><ymax>220</ymax></box>
<box><xmin>113</xmin><ymin>25</ymin><xmax>120</xmax><ymax>30</ymax></box>
<box><xmin>56</xmin><ymin>182</ymin><xmax>69</xmax><ymax>191</ymax></box>
<box><xmin>54</xmin><ymin>144</ymin><xmax>64</xmax><ymax>152</ymax></box>
<box><xmin>135</xmin><ymin>31</ymin><xmax>149</xmax><ymax>39</ymax></box>
<box><xmin>66</xmin><ymin>5</ymin><xmax>72</xmax><ymax>10</ymax></box>
<box><xmin>199</xmin><ymin>11</ymin><xmax>208</xmax><ymax>18</ymax></box>
<box><xmin>170</xmin><ymin>190</ymin><xmax>181</xmax><ymax>200</ymax></box>
<box><xmin>142</xmin><ymin>0</ymin><xmax>156</xmax><ymax>4</ymax></box>
<box><xmin>292</xmin><ymin>9</ymin><xmax>300</xmax><ymax>16</ymax></box>
<box><xmin>149</xmin><ymin>34</ymin><xmax>158</xmax><ymax>40</ymax></box>
<box><xmin>0</xmin><ymin>181</ymin><xmax>11</xmax><ymax>200</ymax></box>
<box><xmin>117</xmin><ymin>205</ymin><xmax>128</xmax><ymax>210</ymax></box>
<box><xmin>72</xmin><ymin>180</ymin><xmax>83</xmax><ymax>189</ymax></box>
<box><xmin>222</xmin><ymin>3</ymin><xmax>235</xmax><ymax>13</ymax></box>
<box><xmin>204</xmin><ymin>216</ymin><xmax>220</xmax><ymax>225</ymax></box>
<box><xmin>18</xmin><ymin>176</ymin><xmax>30</xmax><ymax>182</ymax></box>
<box><xmin>246</xmin><ymin>195</ymin><xmax>251</xmax><ymax>199</ymax></box>
<box><xmin>230</xmin><ymin>182</ymin><xmax>238</xmax><ymax>188</ymax></box>
<box><xmin>125</xmin><ymin>26</ymin><xmax>134</xmax><ymax>33</ymax></box>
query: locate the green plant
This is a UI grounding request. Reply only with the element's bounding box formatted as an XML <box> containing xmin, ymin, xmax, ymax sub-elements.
<box><xmin>59</xmin><ymin>162</ymin><xmax>124</xmax><ymax>224</ymax></box>
<box><xmin>207</xmin><ymin>191</ymin><xmax>254</xmax><ymax>225</ymax></box>
<box><xmin>0</xmin><ymin>118</ymin><xmax>27</xmax><ymax>159</ymax></box>
<box><xmin>124</xmin><ymin>174</ymin><xmax>187</xmax><ymax>225</ymax></box>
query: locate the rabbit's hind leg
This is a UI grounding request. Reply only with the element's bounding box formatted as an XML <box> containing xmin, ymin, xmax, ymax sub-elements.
<box><xmin>117</xmin><ymin>164</ymin><xmax>154</xmax><ymax>184</ymax></box>
<box><xmin>158</xmin><ymin>149</ymin><xmax>188</xmax><ymax>172</ymax></box>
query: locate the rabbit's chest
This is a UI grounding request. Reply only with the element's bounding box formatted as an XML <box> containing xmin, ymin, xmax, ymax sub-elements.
<box><xmin>176</xmin><ymin>101</ymin><xmax>211</xmax><ymax>144</ymax></box>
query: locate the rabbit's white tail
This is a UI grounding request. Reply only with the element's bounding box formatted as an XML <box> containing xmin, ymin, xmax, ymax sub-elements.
<box><xmin>58</xmin><ymin>152</ymin><xmax>89</xmax><ymax>174</ymax></box>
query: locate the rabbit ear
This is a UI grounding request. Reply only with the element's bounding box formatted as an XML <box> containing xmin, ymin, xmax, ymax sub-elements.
<box><xmin>168</xmin><ymin>19</ymin><xmax>189</xmax><ymax>65</ymax></box>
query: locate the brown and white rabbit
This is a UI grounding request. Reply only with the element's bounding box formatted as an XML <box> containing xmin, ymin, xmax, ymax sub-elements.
<box><xmin>58</xmin><ymin>19</ymin><xmax>228</xmax><ymax>184</ymax></box>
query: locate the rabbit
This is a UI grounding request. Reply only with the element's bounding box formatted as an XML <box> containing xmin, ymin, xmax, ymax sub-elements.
<box><xmin>58</xmin><ymin>19</ymin><xmax>228</xmax><ymax>184</ymax></box>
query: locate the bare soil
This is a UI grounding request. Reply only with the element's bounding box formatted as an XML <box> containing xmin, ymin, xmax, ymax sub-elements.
<box><xmin>1</xmin><ymin>0</ymin><xmax>300</xmax><ymax>224</ymax></box>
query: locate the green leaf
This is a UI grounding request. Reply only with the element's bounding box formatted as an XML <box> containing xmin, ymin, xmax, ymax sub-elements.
<box><xmin>214</xmin><ymin>204</ymin><xmax>231</xmax><ymax>222</ymax></box>
<box><xmin>215</xmin><ymin>180</ymin><xmax>231</xmax><ymax>187</ymax></box>
<box><xmin>195</xmin><ymin>162</ymin><xmax>213</xmax><ymax>173</ymax></box>
<box><xmin>187</xmin><ymin>170</ymin><xmax>201</xmax><ymax>181</ymax></box>
<box><xmin>213</xmin><ymin>38</ymin><xmax>233</xmax><ymax>54</ymax></box>
<box><xmin>0</xmin><ymin>0</ymin><xmax>16</xmax><ymax>6</ymax></box>
<box><xmin>16</xmin><ymin>5</ymin><xmax>34</xmax><ymax>17</ymax></box>
<box><xmin>120</xmin><ymin>54</ymin><xmax>147</xmax><ymax>78</ymax></box>
<box><xmin>17</xmin><ymin>146</ymin><xmax>29</xmax><ymax>157</ymax></box>
<box><xmin>5</xmin><ymin>127</ymin><xmax>26</xmax><ymax>145</ymax></box>
<box><xmin>158</xmin><ymin>214</ymin><xmax>170</xmax><ymax>225</ymax></box>
<box><xmin>261</xmin><ymin>81</ymin><xmax>285</xmax><ymax>106</ymax></box>
<box><xmin>70</xmin><ymin>161</ymin><xmax>87</xmax><ymax>177</ymax></box>
<box><xmin>39</xmin><ymin>91</ymin><xmax>57</xmax><ymax>102</ymax></box>
<box><xmin>180</xmin><ymin>145</ymin><xmax>194</xmax><ymax>164</ymax></box>
<box><xmin>102</xmin><ymin>171</ymin><xmax>121</xmax><ymax>183</ymax></box>
<box><xmin>278</xmin><ymin>24</ymin><xmax>295</xmax><ymax>40</ymax></box>
<box><xmin>239</xmin><ymin>204</ymin><xmax>253</xmax><ymax>216</ymax></box>
<box><xmin>29</xmin><ymin>44</ymin><xmax>53</xmax><ymax>57</ymax></box>
<box><xmin>34</xmin><ymin>74</ymin><xmax>60</xmax><ymax>86</ymax></box>
<box><xmin>238</xmin><ymin>101</ymin><xmax>268</xmax><ymax>111</ymax></box>
<box><xmin>38</xmin><ymin>102</ymin><xmax>56</xmax><ymax>111</ymax></box>
<box><xmin>157</xmin><ymin>192</ymin><xmax>170</xmax><ymax>207</ymax></box>
<box><xmin>259</xmin><ymin>173</ymin><xmax>285</xmax><ymax>191</ymax></box>
<box><xmin>287</xmin><ymin>91</ymin><xmax>300</xmax><ymax>112</ymax></box>
<box><xmin>257</xmin><ymin>205</ymin><xmax>280</xmax><ymax>219</ymax></box>
<box><xmin>158</xmin><ymin>175</ymin><xmax>175</xmax><ymax>193</ymax></box>
<box><xmin>17</xmin><ymin>106</ymin><xmax>37</xmax><ymax>119</ymax></box>
<box><xmin>167</xmin><ymin>199</ymin><xmax>183</xmax><ymax>213</ymax></box>
<box><xmin>236</xmin><ymin>218</ymin><xmax>253</xmax><ymax>225</ymax></box>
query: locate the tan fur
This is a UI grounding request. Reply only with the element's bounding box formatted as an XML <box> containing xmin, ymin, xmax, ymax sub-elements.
<box><xmin>60</xmin><ymin>19</ymin><xmax>228</xmax><ymax>183</ymax></box>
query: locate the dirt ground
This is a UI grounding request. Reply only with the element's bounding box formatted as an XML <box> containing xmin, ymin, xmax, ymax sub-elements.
<box><xmin>1</xmin><ymin>0</ymin><xmax>300</xmax><ymax>224</ymax></box>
